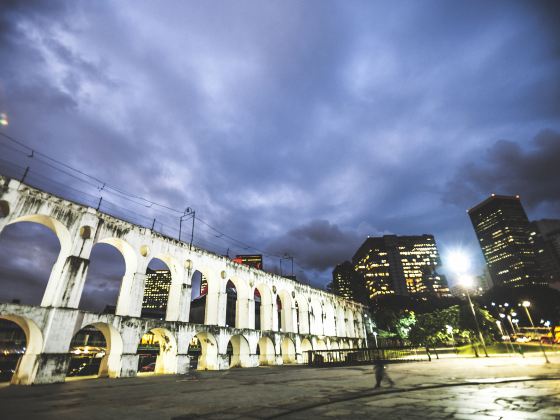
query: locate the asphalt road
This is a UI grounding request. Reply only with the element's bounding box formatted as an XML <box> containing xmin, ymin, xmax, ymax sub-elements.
<box><xmin>1</xmin><ymin>353</ymin><xmax>559</xmax><ymax>419</ymax></box>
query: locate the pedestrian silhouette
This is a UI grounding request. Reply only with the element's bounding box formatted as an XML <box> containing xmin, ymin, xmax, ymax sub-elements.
<box><xmin>374</xmin><ymin>359</ymin><xmax>395</xmax><ymax>388</ymax></box>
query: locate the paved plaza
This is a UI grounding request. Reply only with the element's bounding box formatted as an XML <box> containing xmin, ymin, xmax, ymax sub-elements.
<box><xmin>1</xmin><ymin>353</ymin><xmax>559</xmax><ymax>419</ymax></box>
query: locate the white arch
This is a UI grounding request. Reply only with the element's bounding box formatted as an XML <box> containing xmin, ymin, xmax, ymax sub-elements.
<box><xmin>97</xmin><ymin>237</ymin><xmax>137</xmax><ymax>278</ymax></box>
<box><xmin>90</xmin><ymin>322</ymin><xmax>123</xmax><ymax>378</ymax></box>
<box><xmin>257</xmin><ymin>336</ymin><xmax>276</xmax><ymax>365</ymax></box>
<box><xmin>8</xmin><ymin>214</ymin><xmax>71</xmax><ymax>256</ymax></box>
<box><xmin>0</xmin><ymin>315</ymin><xmax>43</xmax><ymax>385</ymax></box>
<box><xmin>281</xmin><ymin>337</ymin><xmax>296</xmax><ymax>364</ymax></box>
<box><xmin>227</xmin><ymin>334</ymin><xmax>251</xmax><ymax>368</ymax></box>
<box><xmin>253</xmin><ymin>283</ymin><xmax>273</xmax><ymax>330</ymax></box>
<box><xmin>190</xmin><ymin>331</ymin><xmax>218</xmax><ymax>370</ymax></box>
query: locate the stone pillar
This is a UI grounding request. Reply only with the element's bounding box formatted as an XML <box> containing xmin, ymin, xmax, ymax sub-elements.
<box><xmin>30</xmin><ymin>354</ymin><xmax>71</xmax><ymax>384</ymax></box>
<box><xmin>261</xmin><ymin>303</ymin><xmax>274</xmax><ymax>331</ymax></box>
<box><xmin>205</xmin><ymin>290</ymin><xmax>223</xmax><ymax>326</ymax></box>
<box><xmin>176</xmin><ymin>354</ymin><xmax>191</xmax><ymax>374</ymax></box>
<box><xmin>119</xmin><ymin>354</ymin><xmax>139</xmax><ymax>377</ymax></box>
<box><xmin>166</xmin><ymin>275</ymin><xmax>191</xmax><ymax>323</ymax></box>
<box><xmin>42</xmin><ymin>255</ymin><xmax>90</xmax><ymax>308</ymax></box>
<box><xmin>41</xmin><ymin>211</ymin><xmax>99</xmax><ymax>309</ymax></box>
<box><xmin>247</xmin><ymin>297</ymin><xmax>256</xmax><ymax>329</ymax></box>
<box><xmin>116</xmin><ymin>272</ymin><xmax>147</xmax><ymax>317</ymax></box>
<box><xmin>245</xmin><ymin>354</ymin><xmax>258</xmax><ymax>367</ymax></box>
<box><xmin>217</xmin><ymin>354</ymin><xmax>230</xmax><ymax>370</ymax></box>
<box><xmin>236</xmin><ymin>297</ymin><xmax>251</xmax><ymax>329</ymax></box>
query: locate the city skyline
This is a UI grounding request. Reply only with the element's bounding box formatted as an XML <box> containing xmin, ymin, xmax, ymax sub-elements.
<box><xmin>0</xmin><ymin>1</ymin><xmax>559</xmax><ymax>310</ymax></box>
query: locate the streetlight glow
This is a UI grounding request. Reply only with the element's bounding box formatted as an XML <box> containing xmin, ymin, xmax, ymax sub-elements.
<box><xmin>522</xmin><ymin>301</ymin><xmax>530</xmax><ymax>308</ymax></box>
<box><xmin>459</xmin><ymin>274</ymin><xmax>474</xmax><ymax>288</ymax></box>
<box><xmin>447</xmin><ymin>250</ymin><xmax>471</xmax><ymax>275</ymax></box>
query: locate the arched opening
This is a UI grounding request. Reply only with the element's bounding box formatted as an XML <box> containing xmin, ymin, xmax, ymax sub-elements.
<box><xmin>141</xmin><ymin>258</ymin><xmax>173</xmax><ymax>319</ymax></box>
<box><xmin>281</xmin><ymin>337</ymin><xmax>296</xmax><ymax>364</ymax></box>
<box><xmin>300</xmin><ymin>337</ymin><xmax>313</xmax><ymax>364</ymax></box>
<box><xmin>0</xmin><ymin>319</ymin><xmax>26</xmax><ymax>383</ymax></box>
<box><xmin>254</xmin><ymin>284</ymin><xmax>273</xmax><ymax>330</ymax></box>
<box><xmin>227</xmin><ymin>335</ymin><xmax>251</xmax><ymax>368</ymax></box>
<box><xmin>254</xmin><ymin>288</ymin><xmax>261</xmax><ymax>330</ymax></box>
<box><xmin>188</xmin><ymin>270</ymin><xmax>207</xmax><ymax>324</ymax></box>
<box><xmin>137</xmin><ymin>328</ymin><xmax>177</xmax><ymax>375</ymax></box>
<box><xmin>67</xmin><ymin>326</ymin><xmax>107</xmax><ymax>378</ymax></box>
<box><xmin>257</xmin><ymin>336</ymin><xmax>276</xmax><ymax>365</ymax></box>
<box><xmin>314</xmin><ymin>338</ymin><xmax>327</xmax><ymax>350</ymax></box>
<box><xmin>301</xmin><ymin>338</ymin><xmax>313</xmax><ymax>352</ymax></box>
<box><xmin>225</xmin><ymin>280</ymin><xmax>237</xmax><ymax>327</ymax></box>
<box><xmin>0</xmin><ymin>315</ymin><xmax>43</xmax><ymax>385</ymax></box>
<box><xmin>67</xmin><ymin>323</ymin><xmax>123</xmax><ymax>379</ymax></box>
<box><xmin>189</xmin><ymin>332</ymin><xmax>218</xmax><ymax>370</ymax></box>
<box><xmin>0</xmin><ymin>221</ymin><xmax>61</xmax><ymax>305</ymax></box>
<box><xmin>79</xmin><ymin>242</ymin><xmax>126</xmax><ymax>313</ymax></box>
<box><xmin>276</xmin><ymin>295</ymin><xmax>283</xmax><ymax>331</ymax></box>
<box><xmin>330</xmin><ymin>340</ymin><xmax>340</xmax><ymax>350</ymax></box>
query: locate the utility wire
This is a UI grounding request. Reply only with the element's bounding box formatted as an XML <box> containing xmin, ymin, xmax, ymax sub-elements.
<box><xmin>0</xmin><ymin>130</ymin><xmax>298</xmax><ymax>268</ymax></box>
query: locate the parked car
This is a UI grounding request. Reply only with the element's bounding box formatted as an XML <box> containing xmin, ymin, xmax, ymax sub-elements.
<box><xmin>140</xmin><ymin>362</ymin><xmax>156</xmax><ymax>372</ymax></box>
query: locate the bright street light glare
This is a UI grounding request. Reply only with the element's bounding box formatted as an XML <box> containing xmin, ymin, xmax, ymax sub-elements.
<box><xmin>447</xmin><ymin>250</ymin><xmax>471</xmax><ymax>275</ymax></box>
<box><xmin>522</xmin><ymin>301</ymin><xmax>531</xmax><ymax>307</ymax></box>
<box><xmin>459</xmin><ymin>274</ymin><xmax>473</xmax><ymax>288</ymax></box>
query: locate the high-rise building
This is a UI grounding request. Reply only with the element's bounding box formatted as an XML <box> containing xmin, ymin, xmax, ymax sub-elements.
<box><xmin>531</xmin><ymin>219</ymin><xmax>560</xmax><ymax>285</ymax></box>
<box><xmin>141</xmin><ymin>269</ymin><xmax>172</xmax><ymax>319</ymax></box>
<box><xmin>352</xmin><ymin>234</ymin><xmax>450</xmax><ymax>300</ymax></box>
<box><xmin>331</xmin><ymin>261</ymin><xmax>355</xmax><ymax>300</ymax></box>
<box><xmin>468</xmin><ymin>195</ymin><xmax>546</xmax><ymax>288</ymax></box>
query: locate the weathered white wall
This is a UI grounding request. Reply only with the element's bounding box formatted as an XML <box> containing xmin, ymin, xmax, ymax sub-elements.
<box><xmin>0</xmin><ymin>176</ymin><xmax>373</xmax><ymax>385</ymax></box>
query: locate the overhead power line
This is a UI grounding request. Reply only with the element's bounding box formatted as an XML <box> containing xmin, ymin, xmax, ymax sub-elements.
<box><xmin>0</xmin><ymin>130</ymin><xmax>296</xmax><ymax>268</ymax></box>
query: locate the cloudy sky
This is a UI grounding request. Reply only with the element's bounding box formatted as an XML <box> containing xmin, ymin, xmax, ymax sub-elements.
<box><xmin>0</xmin><ymin>0</ymin><xmax>559</xmax><ymax>310</ymax></box>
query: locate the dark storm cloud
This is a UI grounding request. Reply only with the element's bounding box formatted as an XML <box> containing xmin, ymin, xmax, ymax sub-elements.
<box><xmin>267</xmin><ymin>220</ymin><xmax>366</xmax><ymax>272</ymax></box>
<box><xmin>0</xmin><ymin>0</ymin><xmax>559</xmax><ymax>301</ymax></box>
<box><xmin>445</xmin><ymin>130</ymin><xmax>560</xmax><ymax>212</ymax></box>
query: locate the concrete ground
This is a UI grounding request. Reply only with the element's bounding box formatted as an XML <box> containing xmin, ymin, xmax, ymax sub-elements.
<box><xmin>1</xmin><ymin>353</ymin><xmax>559</xmax><ymax>419</ymax></box>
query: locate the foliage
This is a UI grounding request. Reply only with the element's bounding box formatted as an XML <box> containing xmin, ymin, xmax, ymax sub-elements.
<box><xmin>407</xmin><ymin>304</ymin><xmax>499</xmax><ymax>346</ymax></box>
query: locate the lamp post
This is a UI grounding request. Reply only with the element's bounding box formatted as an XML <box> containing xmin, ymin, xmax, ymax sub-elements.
<box><xmin>495</xmin><ymin>320</ymin><xmax>511</xmax><ymax>354</ymax></box>
<box><xmin>373</xmin><ymin>331</ymin><xmax>378</xmax><ymax>348</ymax></box>
<box><xmin>500</xmin><ymin>313</ymin><xmax>523</xmax><ymax>357</ymax></box>
<box><xmin>522</xmin><ymin>301</ymin><xmax>549</xmax><ymax>364</ymax></box>
<box><xmin>460</xmin><ymin>275</ymin><xmax>489</xmax><ymax>357</ymax></box>
<box><xmin>179</xmin><ymin>207</ymin><xmax>195</xmax><ymax>250</ymax></box>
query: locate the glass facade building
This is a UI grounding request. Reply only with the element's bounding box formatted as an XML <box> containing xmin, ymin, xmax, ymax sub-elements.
<box><xmin>468</xmin><ymin>195</ymin><xmax>546</xmax><ymax>288</ymax></box>
<box><xmin>351</xmin><ymin>234</ymin><xmax>450</xmax><ymax>300</ymax></box>
<box><xmin>141</xmin><ymin>269</ymin><xmax>172</xmax><ymax>319</ymax></box>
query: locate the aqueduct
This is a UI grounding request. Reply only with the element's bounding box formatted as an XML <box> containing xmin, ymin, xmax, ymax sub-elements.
<box><xmin>0</xmin><ymin>176</ymin><xmax>371</xmax><ymax>385</ymax></box>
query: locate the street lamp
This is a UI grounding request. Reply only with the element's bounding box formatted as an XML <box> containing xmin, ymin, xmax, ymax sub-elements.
<box><xmin>459</xmin><ymin>274</ymin><xmax>489</xmax><ymax>357</ymax></box>
<box><xmin>522</xmin><ymin>301</ymin><xmax>549</xmax><ymax>363</ymax></box>
<box><xmin>372</xmin><ymin>331</ymin><xmax>378</xmax><ymax>348</ymax></box>
<box><xmin>495</xmin><ymin>320</ymin><xmax>511</xmax><ymax>354</ymax></box>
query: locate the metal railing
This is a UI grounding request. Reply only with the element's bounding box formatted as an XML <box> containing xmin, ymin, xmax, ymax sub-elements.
<box><xmin>305</xmin><ymin>346</ymin><xmax>432</xmax><ymax>367</ymax></box>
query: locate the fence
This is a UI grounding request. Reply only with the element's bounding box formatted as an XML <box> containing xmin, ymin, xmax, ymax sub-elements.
<box><xmin>305</xmin><ymin>346</ymin><xmax>432</xmax><ymax>367</ymax></box>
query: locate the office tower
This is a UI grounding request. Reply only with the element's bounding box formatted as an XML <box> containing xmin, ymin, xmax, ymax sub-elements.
<box><xmin>468</xmin><ymin>195</ymin><xmax>546</xmax><ymax>288</ymax></box>
<box><xmin>531</xmin><ymin>219</ymin><xmax>560</xmax><ymax>285</ymax></box>
<box><xmin>141</xmin><ymin>269</ymin><xmax>172</xmax><ymax>319</ymax></box>
<box><xmin>332</xmin><ymin>261</ymin><xmax>355</xmax><ymax>300</ymax></box>
<box><xmin>352</xmin><ymin>234</ymin><xmax>450</xmax><ymax>300</ymax></box>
